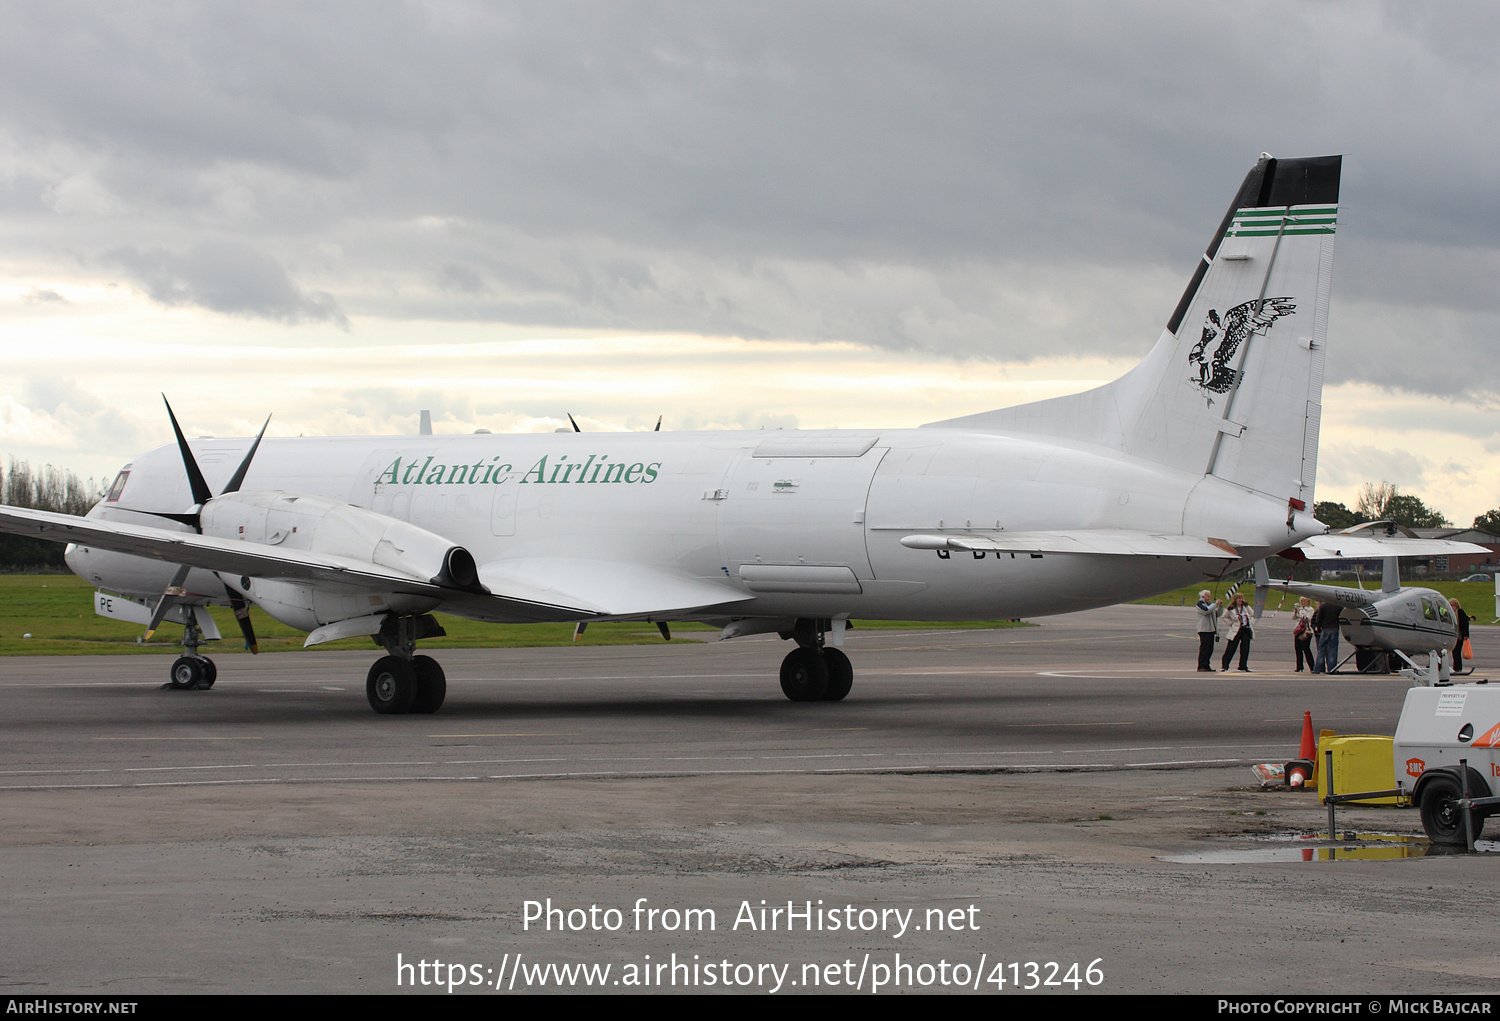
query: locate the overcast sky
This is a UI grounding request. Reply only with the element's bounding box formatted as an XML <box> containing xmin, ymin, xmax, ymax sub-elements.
<box><xmin>2</xmin><ymin>2</ymin><xmax>1498</xmax><ymax>522</ymax></box>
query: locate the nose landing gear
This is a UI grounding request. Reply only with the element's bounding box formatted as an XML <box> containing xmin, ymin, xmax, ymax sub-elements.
<box><xmin>161</xmin><ymin>611</ymin><xmax>217</xmax><ymax>690</ymax></box>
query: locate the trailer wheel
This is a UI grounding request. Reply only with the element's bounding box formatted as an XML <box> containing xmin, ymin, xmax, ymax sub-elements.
<box><xmin>1419</xmin><ymin>772</ymin><xmax>1483</xmax><ymax>846</ymax></box>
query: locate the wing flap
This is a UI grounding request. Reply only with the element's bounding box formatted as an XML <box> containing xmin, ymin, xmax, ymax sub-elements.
<box><xmin>474</xmin><ymin>558</ymin><xmax>752</xmax><ymax>619</ymax></box>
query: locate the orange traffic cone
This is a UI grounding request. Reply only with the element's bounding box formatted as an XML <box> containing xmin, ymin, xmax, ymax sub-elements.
<box><xmin>1285</xmin><ymin>711</ymin><xmax>1316</xmax><ymax>787</ymax></box>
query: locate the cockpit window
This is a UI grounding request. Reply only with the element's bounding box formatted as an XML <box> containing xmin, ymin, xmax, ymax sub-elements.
<box><xmin>1437</xmin><ymin>601</ymin><xmax>1454</xmax><ymax>624</ymax></box>
<box><xmin>105</xmin><ymin>470</ymin><xmax>130</xmax><ymax>502</ymax></box>
<box><xmin>1421</xmin><ymin>597</ymin><xmax>1436</xmax><ymax>621</ymax></box>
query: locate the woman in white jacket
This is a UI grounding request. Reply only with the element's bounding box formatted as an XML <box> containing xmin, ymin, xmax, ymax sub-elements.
<box><xmin>1220</xmin><ymin>595</ymin><xmax>1254</xmax><ymax>673</ymax></box>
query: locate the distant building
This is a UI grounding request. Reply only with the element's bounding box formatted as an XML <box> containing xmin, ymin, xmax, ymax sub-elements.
<box><xmin>1412</xmin><ymin>527</ymin><xmax>1500</xmax><ymax>576</ymax></box>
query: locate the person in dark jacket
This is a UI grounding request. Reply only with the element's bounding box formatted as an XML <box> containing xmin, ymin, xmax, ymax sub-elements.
<box><xmin>1451</xmin><ymin>598</ymin><xmax>1471</xmax><ymax>672</ymax></box>
<box><xmin>1312</xmin><ymin>599</ymin><xmax>1343</xmax><ymax>673</ymax></box>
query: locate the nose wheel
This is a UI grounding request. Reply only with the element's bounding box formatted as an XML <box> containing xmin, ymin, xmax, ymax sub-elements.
<box><xmin>165</xmin><ymin>655</ymin><xmax>216</xmax><ymax>690</ymax></box>
<box><xmin>161</xmin><ymin>612</ymin><xmax>217</xmax><ymax>690</ymax></box>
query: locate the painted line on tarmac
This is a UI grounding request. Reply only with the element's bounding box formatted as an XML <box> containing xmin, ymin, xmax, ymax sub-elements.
<box><xmin>426</xmin><ymin>733</ymin><xmax>580</xmax><ymax>738</ymax></box>
<box><xmin>0</xmin><ymin>754</ymin><xmax>1258</xmax><ymax>790</ymax></box>
<box><xmin>0</xmin><ymin>742</ymin><xmax>1304</xmax><ymax>781</ymax></box>
<box><xmin>92</xmin><ymin>736</ymin><xmax>267</xmax><ymax>741</ymax></box>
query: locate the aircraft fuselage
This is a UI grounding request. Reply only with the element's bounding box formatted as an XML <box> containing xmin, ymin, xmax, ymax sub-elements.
<box><xmin>68</xmin><ymin>426</ymin><xmax>1309</xmax><ymax>629</ymax></box>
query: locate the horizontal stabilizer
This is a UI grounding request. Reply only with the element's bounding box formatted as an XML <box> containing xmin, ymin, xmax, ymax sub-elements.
<box><xmin>1295</xmin><ymin>535</ymin><xmax>1488</xmax><ymax>560</ymax></box>
<box><xmin>900</xmin><ymin>529</ymin><xmax>1240</xmax><ymax>559</ymax></box>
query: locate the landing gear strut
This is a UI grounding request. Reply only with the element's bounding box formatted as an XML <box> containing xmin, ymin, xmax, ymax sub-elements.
<box><xmin>163</xmin><ymin>611</ymin><xmax>216</xmax><ymax>690</ymax></box>
<box><xmin>366</xmin><ymin>614</ymin><xmax>447</xmax><ymax>715</ymax></box>
<box><xmin>778</xmin><ymin>618</ymin><xmax>853</xmax><ymax>702</ymax></box>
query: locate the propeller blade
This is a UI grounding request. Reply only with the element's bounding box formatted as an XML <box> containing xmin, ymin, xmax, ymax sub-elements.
<box><xmin>657</xmin><ymin>621</ymin><xmax>671</xmax><ymax>641</ymax></box>
<box><xmin>221</xmin><ymin>414</ymin><xmax>272</xmax><ymax>495</ymax></box>
<box><xmin>162</xmin><ymin>395</ymin><xmax>214</xmax><ymax>510</ymax></box>
<box><xmin>567</xmin><ymin>413</ymin><xmax>582</xmax><ymax>433</ymax></box>
<box><xmin>224</xmin><ymin>582</ymin><xmax>259</xmax><ymax>654</ymax></box>
<box><xmin>573</xmin><ymin>621</ymin><xmax>587</xmax><ymax>643</ymax></box>
<box><xmin>654</xmin><ymin>415</ymin><xmax>662</xmax><ymax>432</ymax></box>
<box><xmin>144</xmin><ymin>564</ymin><xmax>192</xmax><ymax>640</ymax></box>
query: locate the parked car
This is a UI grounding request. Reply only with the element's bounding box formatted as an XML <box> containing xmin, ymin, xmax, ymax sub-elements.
<box><xmin>1460</xmin><ymin>574</ymin><xmax>1492</xmax><ymax>583</ymax></box>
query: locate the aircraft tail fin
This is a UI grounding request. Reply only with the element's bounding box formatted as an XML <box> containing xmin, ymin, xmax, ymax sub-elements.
<box><xmin>927</xmin><ymin>154</ymin><xmax>1340</xmax><ymax>506</ymax></box>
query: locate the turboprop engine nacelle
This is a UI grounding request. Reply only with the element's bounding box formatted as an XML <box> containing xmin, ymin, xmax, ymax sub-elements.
<box><xmin>198</xmin><ymin>491</ymin><xmax>480</xmax><ymax>631</ymax></box>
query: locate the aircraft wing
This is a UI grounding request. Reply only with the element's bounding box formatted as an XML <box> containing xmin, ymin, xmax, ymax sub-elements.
<box><xmin>0</xmin><ymin>503</ymin><xmax>462</xmax><ymax>592</ymax></box>
<box><xmin>900</xmin><ymin>530</ymin><xmax>1241</xmax><ymax>559</ymax></box>
<box><xmin>0</xmin><ymin>503</ymin><xmax>743</xmax><ymax>623</ymax></box>
<box><xmin>1294</xmin><ymin>535</ymin><xmax>1489</xmax><ymax>559</ymax></box>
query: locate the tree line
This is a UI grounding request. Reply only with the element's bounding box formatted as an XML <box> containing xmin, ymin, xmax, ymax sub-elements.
<box><xmin>0</xmin><ymin>457</ymin><xmax>105</xmax><ymax>570</ymax></box>
<box><xmin>1317</xmin><ymin>481</ymin><xmax>1500</xmax><ymax>533</ymax></box>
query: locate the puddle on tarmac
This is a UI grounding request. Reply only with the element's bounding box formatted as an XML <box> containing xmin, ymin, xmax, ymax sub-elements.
<box><xmin>1159</xmin><ymin>832</ymin><xmax>1500</xmax><ymax>863</ymax></box>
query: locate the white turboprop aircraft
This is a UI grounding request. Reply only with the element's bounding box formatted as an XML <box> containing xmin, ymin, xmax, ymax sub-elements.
<box><xmin>1</xmin><ymin>154</ymin><xmax>1346</xmax><ymax>714</ymax></box>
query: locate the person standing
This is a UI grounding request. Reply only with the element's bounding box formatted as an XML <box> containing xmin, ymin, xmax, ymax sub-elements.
<box><xmin>1195</xmin><ymin>590</ymin><xmax>1223</xmax><ymax>672</ymax></box>
<box><xmin>1292</xmin><ymin>596</ymin><xmax>1315</xmax><ymax>672</ymax></box>
<box><xmin>1451</xmin><ymin>598</ymin><xmax>1472</xmax><ymax>672</ymax></box>
<box><xmin>1220</xmin><ymin>594</ymin><xmax>1254</xmax><ymax>672</ymax></box>
<box><xmin>1312</xmin><ymin>598</ymin><xmax>1342</xmax><ymax>673</ymax></box>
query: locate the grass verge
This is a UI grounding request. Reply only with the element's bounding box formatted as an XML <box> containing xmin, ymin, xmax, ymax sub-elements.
<box><xmin>1136</xmin><ymin>579</ymin><xmax>1497</xmax><ymax>617</ymax></box>
<box><xmin>0</xmin><ymin>574</ymin><xmax>1029</xmax><ymax>656</ymax></box>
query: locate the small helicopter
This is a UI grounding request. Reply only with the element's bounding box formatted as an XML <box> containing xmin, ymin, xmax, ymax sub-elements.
<box><xmin>1253</xmin><ymin>521</ymin><xmax>1486</xmax><ymax>683</ymax></box>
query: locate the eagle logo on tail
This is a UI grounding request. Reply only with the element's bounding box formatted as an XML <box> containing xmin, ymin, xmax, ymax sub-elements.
<box><xmin>1188</xmin><ymin>297</ymin><xmax>1296</xmax><ymax>404</ymax></box>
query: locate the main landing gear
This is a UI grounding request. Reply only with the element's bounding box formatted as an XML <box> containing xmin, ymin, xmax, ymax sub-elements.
<box><xmin>162</xmin><ymin>613</ymin><xmax>216</xmax><ymax>690</ymax></box>
<box><xmin>366</xmin><ymin>614</ymin><xmax>448</xmax><ymax>715</ymax></box>
<box><xmin>778</xmin><ymin>618</ymin><xmax>853</xmax><ymax>702</ymax></box>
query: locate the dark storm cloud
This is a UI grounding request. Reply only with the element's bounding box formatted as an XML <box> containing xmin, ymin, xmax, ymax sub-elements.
<box><xmin>2</xmin><ymin>2</ymin><xmax>1499</xmax><ymax>390</ymax></box>
<box><xmin>105</xmin><ymin>243</ymin><xmax>348</xmax><ymax>327</ymax></box>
